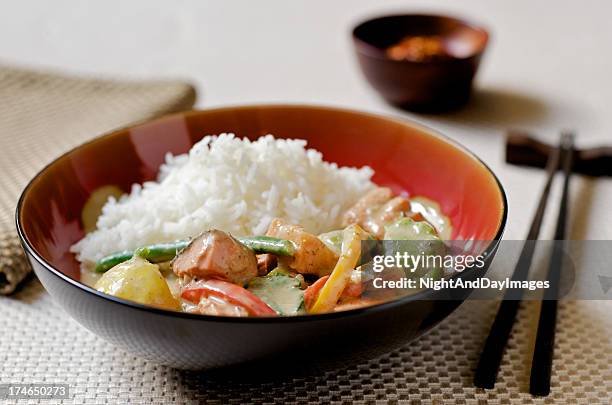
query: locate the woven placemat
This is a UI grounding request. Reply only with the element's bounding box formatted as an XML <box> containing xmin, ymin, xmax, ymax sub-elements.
<box><xmin>3</xmin><ymin>281</ymin><xmax>611</xmax><ymax>404</ymax></box>
<box><xmin>0</xmin><ymin>65</ymin><xmax>611</xmax><ymax>404</ymax></box>
<box><xmin>0</xmin><ymin>64</ymin><xmax>196</xmax><ymax>294</ymax></box>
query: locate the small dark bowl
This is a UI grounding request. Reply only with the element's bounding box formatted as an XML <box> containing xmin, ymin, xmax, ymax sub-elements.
<box><xmin>16</xmin><ymin>105</ymin><xmax>506</xmax><ymax>370</ymax></box>
<box><xmin>352</xmin><ymin>14</ymin><xmax>489</xmax><ymax>112</ymax></box>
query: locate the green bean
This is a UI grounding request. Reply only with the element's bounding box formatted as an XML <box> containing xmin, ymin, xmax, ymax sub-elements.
<box><xmin>94</xmin><ymin>240</ymin><xmax>190</xmax><ymax>273</ymax></box>
<box><xmin>237</xmin><ymin>236</ymin><xmax>295</xmax><ymax>257</ymax></box>
<box><xmin>94</xmin><ymin>250</ymin><xmax>135</xmax><ymax>273</ymax></box>
<box><xmin>94</xmin><ymin>235</ymin><xmax>295</xmax><ymax>273</ymax></box>
<box><xmin>134</xmin><ymin>240</ymin><xmax>190</xmax><ymax>263</ymax></box>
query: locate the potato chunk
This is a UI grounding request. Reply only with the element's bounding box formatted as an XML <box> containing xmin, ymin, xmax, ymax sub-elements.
<box><xmin>94</xmin><ymin>256</ymin><xmax>180</xmax><ymax>311</ymax></box>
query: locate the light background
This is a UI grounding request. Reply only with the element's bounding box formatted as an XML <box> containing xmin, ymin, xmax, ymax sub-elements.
<box><xmin>1</xmin><ymin>0</ymin><xmax>610</xmax><ymax>240</ymax></box>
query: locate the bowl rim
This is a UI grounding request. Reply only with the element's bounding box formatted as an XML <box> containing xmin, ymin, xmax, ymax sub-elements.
<box><xmin>351</xmin><ymin>12</ymin><xmax>490</xmax><ymax>63</ymax></box>
<box><xmin>15</xmin><ymin>103</ymin><xmax>507</xmax><ymax>324</ymax></box>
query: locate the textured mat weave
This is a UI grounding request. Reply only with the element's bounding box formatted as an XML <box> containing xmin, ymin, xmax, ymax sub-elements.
<box><xmin>0</xmin><ymin>65</ymin><xmax>610</xmax><ymax>404</ymax></box>
<box><xmin>0</xmin><ymin>65</ymin><xmax>196</xmax><ymax>294</ymax></box>
<box><xmin>3</xmin><ymin>281</ymin><xmax>611</xmax><ymax>404</ymax></box>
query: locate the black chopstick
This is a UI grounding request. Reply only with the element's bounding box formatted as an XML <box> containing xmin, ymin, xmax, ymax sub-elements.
<box><xmin>529</xmin><ymin>132</ymin><xmax>575</xmax><ymax>396</ymax></box>
<box><xmin>473</xmin><ymin>135</ymin><xmax>564</xmax><ymax>389</ymax></box>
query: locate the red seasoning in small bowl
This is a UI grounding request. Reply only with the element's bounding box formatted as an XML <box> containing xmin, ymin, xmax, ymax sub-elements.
<box><xmin>352</xmin><ymin>14</ymin><xmax>489</xmax><ymax>111</ymax></box>
<box><xmin>386</xmin><ymin>35</ymin><xmax>450</xmax><ymax>62</ymax></box>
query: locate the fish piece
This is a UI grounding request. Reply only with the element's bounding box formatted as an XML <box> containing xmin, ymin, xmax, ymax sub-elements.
<box><xmin>342</xmin><ymin>187</ymin><xmax>393</xmax><ymax>230</ymax></box>
<box><xmin>172</xmin><ymin>230</ymin><xmax>258</xmax><ymax>286</ymax></box>
<box><xmin>343</xmin><ymin>187</ymin><xmax>412</xmax><ymax>238</ymax></box>
<box><xmin>266</xmin><ymin>218</ymin><xmax>338</xmax><ymax>277</ymax></box>
<box><xmin>256</xmin><ymin>254</ymin><xmax>277</xmax><ymax>275</ymax></box>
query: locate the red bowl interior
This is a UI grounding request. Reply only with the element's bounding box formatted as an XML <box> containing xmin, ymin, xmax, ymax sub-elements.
<box><xmin>18</xmin><ymin>105</ymin><xmax>507</xmax><ymax>281</ymax></box>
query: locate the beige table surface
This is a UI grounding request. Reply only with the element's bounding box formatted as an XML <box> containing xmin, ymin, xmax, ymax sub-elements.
<box><xmin>2</xmin><ymin>0</ymin><xmax>611</xmax><ymax>241</ymax></box>
<box><xmin>1</xmin><ymin>1</ymin><xmax>611</xmax><ymax>404</ymax></box>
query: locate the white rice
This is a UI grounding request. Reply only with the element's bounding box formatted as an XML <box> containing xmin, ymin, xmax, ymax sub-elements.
<box><xmin>71</xmin><ymin>133</ymin><xmax>375</xmax><ymax>264</ymax></box>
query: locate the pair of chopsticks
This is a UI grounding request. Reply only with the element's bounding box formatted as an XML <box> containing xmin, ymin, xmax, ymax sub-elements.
<box><xmin>474</xmin><ymin>132</ymin><xmax>575</xmax><ymax>396</ymax></box>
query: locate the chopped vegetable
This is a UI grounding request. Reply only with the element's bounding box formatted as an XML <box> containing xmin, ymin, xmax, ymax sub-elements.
<box><xmin>409</xmin><ymin>196</ymin><xmax>452</xmax><ymax>240</ymax></box>
<box><xmin>383</xmin><ymin>217</ymin><xmax>445</xmax><ymax>279</ymax></box>
<box><xmin>321</xmin><ymin>229</ymin><xmax>378</xmax><ymax>266</ymax></box>
<box><xmin>95</xmin><ymin>241</ymin><xmax>189</xmax><ymax>273</ymax></box>
<box><xmin>239</xmin><ymin>236</ymin><xmax>295</xmax><ymax>257</ymax></box>
<box><xmin>94</xmin><ymin>256</ymin><xmax>180</xmax><ymax>311</ymax></box>
<box><xmin>318</xmin><ymin>230</ymin><xmax>343</xmax><ymax>255</ymax></box>
<box><xmin>342</xmin><ymin>270</ymin><xmax>364</xmax><ymax>298</ymax></box>
<box><xmin>309</xmin><ymin>224</ymin><xmax>367</xmax><ymax>314</ymax></box>
<box><xmin>247</xmin><ymin>273</ymin><xmax>304</xmax><ymax>315</ymax></box>
<box><xmin>181</xmin><ymin>279</ymin><xmax>277</xmax><ymax>316</ymax></box>
<box><xmin>95</xmin><ymin>235</ymin><xmax>294</xmax><ymax>273</ymax></box>
<box><xmin>304</xmin><ymin>270</ymin><xmax>363</xmax><ymax>311</ymax></box>
<box><xmin>193</xmin><ymin>295</ymin><xmax>249</xmax><ymax>317</ymax></box>
<box><xmin>383</xmin><ymin>217</ymin><xmax>439</xmax><ymax>241</ymax></box>
<box><xmin>82</xmin><ymin>184</ymin><xmax>454</xmax><ymax>317</ymax></box>
<box><xmin>135</xmin><ymin>241</ymin><xmax>190</xmax><ymax>263</ymax></box>
<box><xmin>303</xmin><ymin>275</ymin><xmax>329</xmax><ymax>310</ymax></box>
<box><xmin>81</xmin><ymin>185</ymin><xmax>123</xmax><ymax>234</ymax></box>
<box><xmin>267</xmin><ymin>267</ymin><xmax>307</xmax><ymax>288</ymax></box>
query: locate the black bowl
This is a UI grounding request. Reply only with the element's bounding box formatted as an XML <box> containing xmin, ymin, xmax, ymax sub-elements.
<box><xmin>16</xmin><ymin>105</ymin><xmax>507</xmax><ymax>369</ymax></box>
<box><xmin>352</xmin><ymin>14</ymin><xmax>489</xmax><ymax>112</ymax></box>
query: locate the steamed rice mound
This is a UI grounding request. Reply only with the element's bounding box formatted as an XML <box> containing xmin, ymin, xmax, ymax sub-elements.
<box><xmin>71</xmin><ymin>134</ymin><xmax>375</xmax><ymax>264</ymax></box>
